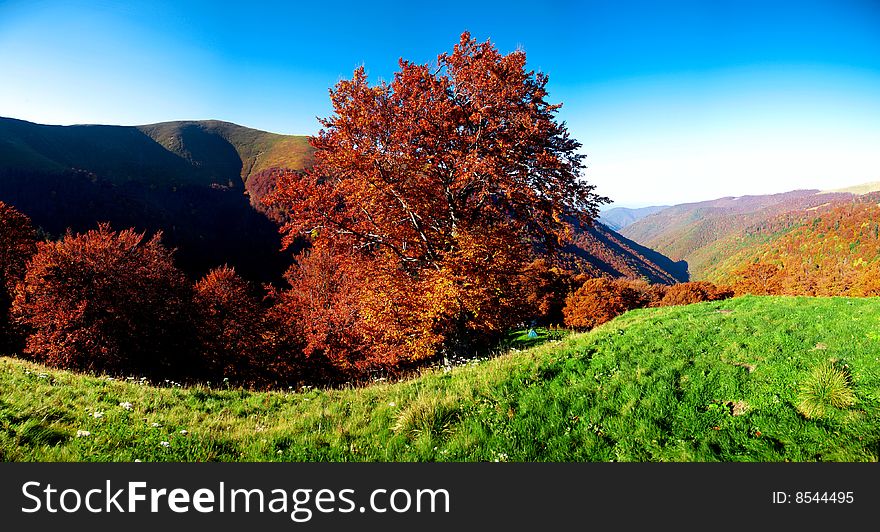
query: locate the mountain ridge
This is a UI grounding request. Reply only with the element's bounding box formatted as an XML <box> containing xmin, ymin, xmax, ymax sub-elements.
<box><xmin>621</xmin><ymin>185</ymin><xmax>873</xmax><ymax>281</ymax></box>
<box><xmin>599</xmin><ymin>205</ymin><xmax>669</xmax><ymax>231</ymax></box>
<box><xmin>0</xmin><ymin>116</ymin><xmax>685</xmax><ymax>286</ymax></box>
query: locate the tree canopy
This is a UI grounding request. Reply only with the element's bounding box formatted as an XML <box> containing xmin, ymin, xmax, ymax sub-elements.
<box><xmin>268</xmin><ymin>32</ymin><xmax>607</xmax><ymax>365</ymax></box>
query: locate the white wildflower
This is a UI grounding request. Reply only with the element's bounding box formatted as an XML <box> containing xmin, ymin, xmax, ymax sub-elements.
<box><xmin>388</xmin><ymin>402</ymin><xmax>396</xmax><ymax>407</ymax></box>
<box><xmin>76</xmin><ymin>430</ymin><xmax>91</xmax><ymax>438</ymax></box>
<box><xmin>119</xmin><ymin>402</ymin><xmax>133</xmax><ymax>411</ymax></box>
<box><xmin>151</xmin><ymin>422</ymin><xmax>160</xmax><ymax>428</ymax></box>
<box><xmin>159</xmin><ymin>441</ymin><xmax>170</xmax><ymax>448</ymax></box>
<box><xmin>179</xmin><ymin>430</ymin><xmax>188</xmax><ymax>435</ymax></box>
<box><xmin>134</xmin><ymin>459</ymin><xmax>142</xmax><ymax>463</ymax></box>
<box><xmin>92</xmin><ymin>411</ymin><xmax>104</xmax><ymax>419</ymax></box>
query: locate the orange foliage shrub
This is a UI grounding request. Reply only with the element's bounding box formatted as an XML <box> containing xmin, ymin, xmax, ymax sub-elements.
<box><xmin>626</xmin><ymin>278</ymin><xmax>668</xmax><ymax>307</ymax></box>
<box><xmin>12</xmin><ymin>224</ymin><xmax>196</xmax><ymax>375</ymax></box>
<box><xmin>562</xmin><ymin>278</ymin><xmax>646</xmax><ymax>330</ymax></box>
<box><xmin>272</xmin><ymin>247</ymin><xmax>370</xmax><ymax>379</ymax></box>
<box><xmin>855</xmin><ymin>264</ymin><xmax>880</xmax><ymax>296</ymax></box>
<box><xmin>0</xmin><ymin>201</ymin><xmax>37</xmax><ymax>348</ymax></box>
<box><xmin>657</xmin><ymin>281</ymin><xmax>733</xmax><ymax>307</ymax></box>
<box><xmin>194</xmin><ymin>266</ymin><xmax>267</xmax><ymax>384</ymax></box>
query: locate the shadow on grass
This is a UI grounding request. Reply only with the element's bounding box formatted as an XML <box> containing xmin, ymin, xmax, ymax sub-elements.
<box><xmin>500</xmin><ymin>328</ymin><xmax>570</xmax><ymax>351</ymax></box>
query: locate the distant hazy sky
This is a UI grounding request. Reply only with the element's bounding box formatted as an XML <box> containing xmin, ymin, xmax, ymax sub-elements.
<box><xmin>1</xmin><ymin>0</ymin><xmax>879</xmax><ymax>206</ymax></box>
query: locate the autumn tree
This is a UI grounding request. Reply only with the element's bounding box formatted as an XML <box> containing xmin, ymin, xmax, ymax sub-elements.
<box><xmin>521</xmin><ymin>260</ymin><xmax>598</xmax><ymax>326</ymax></box>
<box><xmin>194</xmin><ymin>266</ymin><xmax>266</xmax><ymax>384</ymax></box>
<box><xmin>562</xmin><ymin>278</ymin><xmax>645</xmax><ymax>330</ymax></box>
<box><xmin>733</xmin><ymin>262</ymin><xmax>784</xmax><ymax>296</ymax></box>
<box><xmin>0</xmin><ymin>201</ymin><xmax>38</xmax><ymax>349</ymax></box>
<box><xmin>658</xmin><ymin>281</ymin><xmax>733</xmax><ymax>307</ymax></box>
<box><xmin>267</xmin><ymin>32</ymin><xmax>607</xmax><ymax>364</ymax></box>
<box><xmin>12</xmin><ymin>224</ymin><xmax>196</xmax><ymax>375</ymax></box>
<box><xmin>855</xmin><ymin>263</ymin><xmax>880</xmax><ymax>297</ymax></box>
<box><xmin>269</xmin><ymin>247</ymin><xmax>367</xmax><ymax>378</ymax></box>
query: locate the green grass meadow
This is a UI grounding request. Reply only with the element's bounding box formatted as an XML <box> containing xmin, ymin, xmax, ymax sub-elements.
<box><xmin>2</xmin><ymin>296</ymin><xmax>879</xmax><ymax>462</ymax></box>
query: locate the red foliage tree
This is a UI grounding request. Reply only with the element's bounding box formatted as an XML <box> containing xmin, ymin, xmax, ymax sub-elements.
<box><xmin>272</xmin><ymin>245</ymin><xmax>449</xmax><ymax>378</ymax></box>
<box><xmin>562</xmin><ymin>278</ymin><xmax>646</xmax><ymax>330</ymax></box>
<box><xmin>267</xmin><ymin>32</ymin><xmax>607</xmax><ymax>367</ymax></box>
<box><xmin>733</xmin><ymin>262</ymin><xmax>784</xmax><ymax>295</ymax></box>
<box><xmin>856</xmin><ymin>263</ymin><xmax>880</xmax><ymax>297</ymax></box>
<box><xmin>194</xmin><ymin>266</ymin><xmax>267</xmax><ymax>383</ymax></box>
<box><xmin>519</xmin><ymin>260</ymin><xmax>605</xmax><ymax>326</ymax></box>
<box><xmin>270</xmin><ymin>246</ymin><xmax>367</xmax><ymax>377</ymax></box>
<box><xmin>0</xmin><ymin>201</ymin><xmax>38</xmax><ymax>348</ymax></box>
<box><xmin>657</xmin><ymin>281</ymin><xmax>733</xmax><ymax>307</ymax></box>
<box><xmin>12</xmin><ymin>224</ymin><xmax>195</xmax><ymax>375</ymax></box>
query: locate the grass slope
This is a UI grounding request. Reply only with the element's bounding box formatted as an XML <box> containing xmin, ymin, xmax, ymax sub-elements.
<box><xmin>137</xmin><ymin>120</ymin><xmax>314</xmax><ymax>183</ymax></box>
<box><xmin>3</xmin><ymin>299</ymin><xmax>880</xmax><ymax>463</ymax></box>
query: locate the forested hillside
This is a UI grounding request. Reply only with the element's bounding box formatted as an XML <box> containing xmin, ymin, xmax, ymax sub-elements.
<box><xmin>707</xmin><ymin>192</ymin><xmax>880</xmax><ymax>296</ymax></box>
<box><xmin>0</xmin><ymin>117</ymin><xmax>311</xmax><ymax>281</ymax></box>
<box><xmin>621</xmin><ymin>189</ymin><xmax>858</xmax><ymax>279</ymax></box>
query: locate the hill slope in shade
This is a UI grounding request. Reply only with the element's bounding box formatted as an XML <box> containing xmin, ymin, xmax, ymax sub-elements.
<box><xmin>620</xmin><ymin>189</ymin><xmax>855</xmax><ymax>279</ymax></box>
<box><xmin>599</xmin><ymin>205</ymin><xmax>669</xmax><ymax>231</ymax></box>
<box><xmin>0</xmin><ymin>116</ymin><xmax>686</xmax><ymax>286</ymax></box>
<box><xmin>563</xmin><ymin>220</ymin><xmax>688</xmax><ymax>283</ymax></box>
<box><xmin>138</xmin><ymin>120</ymin><xmax>314</xmax><ymax>185</ymax></box>
<box><xmin>0</xmin><ymin>117</ymin><xmax>313</xmax><ymax>187</ymax></box>
<box><xmin>0</xmin><ymin>117</ymin><xmax>313</xmax><ymax>281</ymax></box>
<box><xmin>3</xmin><ymin>295</ymin><xmax>878</xmax><ymax>462</ymax></box>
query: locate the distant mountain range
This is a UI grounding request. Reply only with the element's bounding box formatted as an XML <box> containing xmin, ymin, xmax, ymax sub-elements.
<box><xmin>620</xmin><ymin>185</ymin><xmax>879</xmax><ymax>282</ymax></box>
<box><xmin>703</xmin><ymin>191</ymin><xmax>880</xmax><ymax>294</ymax></box>
<box><xmin>599</xmin><ymin>205</ymin><xmax>669</xmax><ymax>231</ymax></box>
<box><xmin>0</xmin><ymin>116</ymin><xmax>685</xmax><ymax>285</ymax></box>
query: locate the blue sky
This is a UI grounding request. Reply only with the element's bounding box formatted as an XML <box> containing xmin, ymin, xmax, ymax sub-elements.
<box><xmin>1</xmin><ymin>0</ymin><xmax>879</xmax><ymax>206</ymax></box>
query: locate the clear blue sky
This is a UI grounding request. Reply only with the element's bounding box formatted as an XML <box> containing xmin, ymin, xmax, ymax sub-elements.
<box><xmin>1</xmin><ymin>0</ymin><xmax>879</xmax><ymax>206</ymax></box>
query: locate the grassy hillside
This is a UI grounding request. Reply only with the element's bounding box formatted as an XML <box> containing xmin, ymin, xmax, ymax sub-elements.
<box><xmin>0</xmin><ymin>117</ymin><xmax>312</xmax><ymax>189</ymax></box>
<box><xmin>3</xmin><ymin>296</ymin><xmax>878</xmax><ymax>462</ymax></box>
<box><xmin>137</xmin><ymin>120</ymin><xmax>314</xmax><ymax>184</ymax></box>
